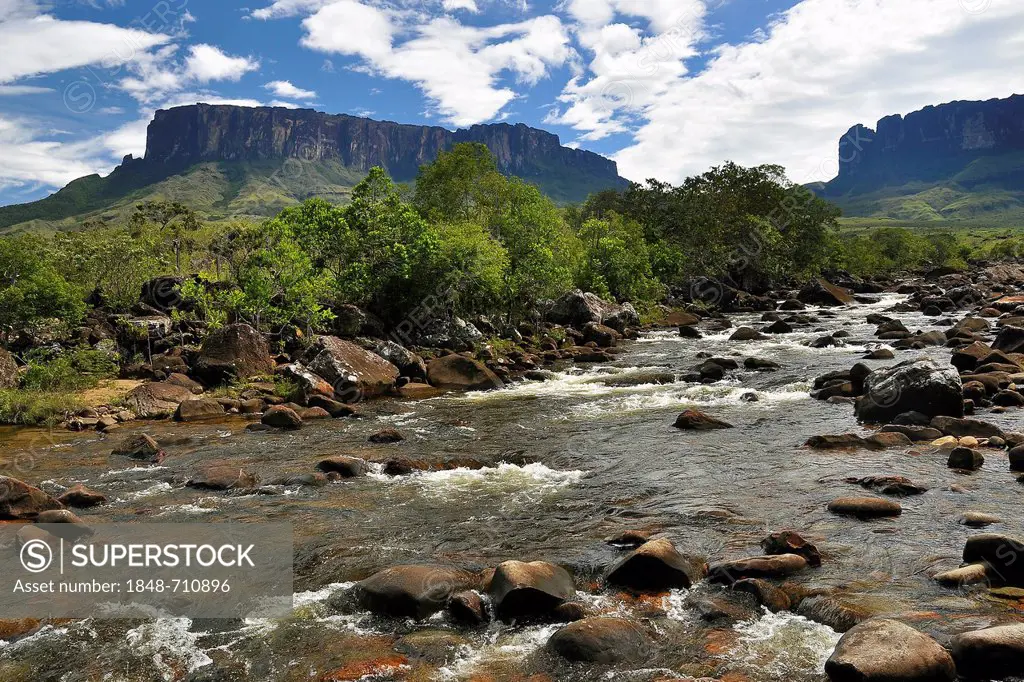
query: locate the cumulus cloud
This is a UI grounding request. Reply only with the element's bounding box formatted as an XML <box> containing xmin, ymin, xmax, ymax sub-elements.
<box><xmin>0</xmin><ymin>14</ymin><xmax>171</xmax><ymax>85</ymax></box>
<box><xmin>607</xmin><ymin>0</ymin><xmax>1024</xmax><ymax>184</ymax></box>
<box><xmin>299</xmin><ymin>1</ymin><xmax>572</xmax><ymax>126</ymax></box>
<box><xmin>264</xmin><ymin>80</ymin><xmax>317</xmax><ymax>100</ymax></box>
<box><xmin>185</xmin><ymin>44</ymin><xmax>260</xmax><ymax>83</ymax></box>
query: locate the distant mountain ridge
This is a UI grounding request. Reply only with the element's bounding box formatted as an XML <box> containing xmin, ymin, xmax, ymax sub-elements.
<box><xmin>816</xmin><ymin>94</ymin><xmax>1024</xmax><ymax>224</ymax></box>
<box><xmin>0</xmin><ymin>104</ymin><xmax>629</xmax><ymax>232</ymax></box>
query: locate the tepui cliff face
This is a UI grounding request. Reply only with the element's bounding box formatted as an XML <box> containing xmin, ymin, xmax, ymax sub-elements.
<box><xmin>141</xmin><ymin>103</ymin><xmax>625</xmax><ymax>188</ymax></box>
<box><xmin>0</xmin><ymin>104</ymin><xmax>629</xmax><ymax>231</ymax></box>
<box><xmin>823</xmin><ymin>94</ymin><xmax>1024</xmax><ymax>195</ymax></box>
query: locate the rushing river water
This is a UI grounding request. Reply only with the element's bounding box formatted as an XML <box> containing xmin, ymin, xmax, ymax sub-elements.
<box><xmin>1</xmin><ymin>294</ymin><xmax>1022</xmax><ymax>681</ymax></box>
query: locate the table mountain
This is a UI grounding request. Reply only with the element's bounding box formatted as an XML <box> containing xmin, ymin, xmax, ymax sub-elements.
<box><xmin>0</xmin><ymin>104</ymin><xmax>628</xmax><ymax>232</ymax></box>
<box><xmin>815</xmin><ymin>94</ymin><xmax>1024</xmax><ymax>223</ymax></box>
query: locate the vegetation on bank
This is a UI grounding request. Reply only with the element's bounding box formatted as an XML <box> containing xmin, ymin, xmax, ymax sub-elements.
<box><xmin>0</xmin><ymin>143</ymin><xmax>1011</xmax><ymax>424</ymax></box>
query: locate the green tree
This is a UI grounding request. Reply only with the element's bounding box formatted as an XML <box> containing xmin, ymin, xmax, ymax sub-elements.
<box><xmin>0</xmin><ymin>235</ymin><xmax>85</xmax><ymax>340</ymax></box>
<box><xmin>128</xmin><ymin>201</ymin><xmax>202</xmax><ymax>274</ymax></box>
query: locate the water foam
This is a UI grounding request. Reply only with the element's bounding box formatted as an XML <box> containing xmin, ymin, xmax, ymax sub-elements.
<box><xmin>729</xmin><ymin>609</ymin><xmax>841</xmax><ymax>680</ymax></box>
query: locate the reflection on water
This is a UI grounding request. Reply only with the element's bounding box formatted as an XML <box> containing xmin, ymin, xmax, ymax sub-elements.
<box><xmin>1</xmin><ymin>293</ymin><xmax>1021</xmax><ymax>679</ymax></box>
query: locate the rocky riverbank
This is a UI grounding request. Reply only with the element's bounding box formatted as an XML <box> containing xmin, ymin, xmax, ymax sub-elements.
<box><xmin>3</xmin><ymin>264</ymin><xmax>1024</xmax><ymax>680</ymax></box>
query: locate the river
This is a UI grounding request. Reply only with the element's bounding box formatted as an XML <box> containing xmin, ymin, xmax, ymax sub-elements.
<box><xmin>0</xmin><ymin>294</ymin><xmax>1021</xmax><ymax>681</ymax></box>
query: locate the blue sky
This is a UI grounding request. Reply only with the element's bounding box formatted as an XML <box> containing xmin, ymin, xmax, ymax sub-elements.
<box><xmin>1</xmin><ymin>0</ymin><xmax>1022</xmax><ymax>206</ymax></box>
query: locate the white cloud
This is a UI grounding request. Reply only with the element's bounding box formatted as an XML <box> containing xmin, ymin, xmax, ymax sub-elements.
<box><xmin>0</xmin><ymin>14</ymin><xmax>171</xmax><ymax>85</ymax></box>
<box><xmin>443</xmin><ymin>0</ymin><xmax>478</xmax><ymax>12</ymax></box>
<box><xmin>0</xmin><ymin>115</ymin><xmax>115</xmax><ymax>189</ymax></box>
<box><xmin>264</xmin><ymin>80</ymin><xmax>317</xmax><ymax>100</ymax></box>
<box><xmin>185</xmin><ymin>44</ymin><xmax>260</xmax><ymax>83</ymax></box>
<box><xmin>607</xmin><ymin>0</ymin><xmax>1024</xmax><ymax>184</ymax></box>
<box><xmin>301</xmin><ymin>0</ymin><xmax>395</xmax><ymax>61</ymax></box>
<box><xmin>0</xmin><ymin>84</ymin><xmax>52</xmax><ymax>95</ymax></box>
<box><xmin>300</xmin><ymin>2</ymin><xmax>572</xmax><ymax>126</ymax></box>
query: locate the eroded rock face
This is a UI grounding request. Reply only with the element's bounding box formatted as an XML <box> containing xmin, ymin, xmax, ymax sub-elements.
<box><xmin>855</xmin><ymin>359</ymin><xmax>963</xmax><ymax>424</ymax></box>
<box><xmin>354</xmin><ymin>564</ymin><xmax>478</xmax><ymax>619</ymax></box>
<box><xmin>547</xmin><ymin>617</ymin><xmax>651</xmax><ymax>664</ymax></box>
<box><xmin>487</xmin><ymin>560</ymin><xmax>575</xmax><ymax>620</ymax></box>
<box><xmin>193</xmin><ymin>323</ymin><xmax>274</xmax><ymax>384</ymax></box>
<box><xmin>605</xmin><ymin>538</ymin><xmax>707</xmax><ymax>591</ymax></box>
<box><xmin>825</xmin><ymin>619</ymin><xmax>955</xmax><ymax>682</ymax></box>
<box><xmin>140</xmin><ymin>103</ymin><xmax>626</xmax><ymax>205</ymax></box>
<box><xmin>0</xmin><ymin>477</ymin><xmax>63</xmax><ymax>520</ymax></box>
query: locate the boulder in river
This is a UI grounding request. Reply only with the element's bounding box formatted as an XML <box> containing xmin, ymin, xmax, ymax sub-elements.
<box><xmin>261</xmin><ymin>405</ymin><xmax>303</xmax><ymax>430</ymax></box>
<box><xmin>730</xmin><ymin>327</ymin><xmax>768</xmax><ymax>341</ymax></box>
<box><xmin>796</xmin><ymin>595</ymin><xmax>868</xmax><ymax>634</ymax></box>
<box><xmin>123</xmin><ymin>382</ymin><xmax>195</xmax><ymax>419</ymax></box>
<box><xmin>0</xmin><ymin>476</ymin><xmax>63</xmax><ymax>520</ymax></box>
<box><xmin>879</xmin><ymin>424</ymin><xmax>943</xmax><ymax>442</ymax></box>
<box><xmin>855</xmin><ymin>359</ymin><xmax>963</xmax><ymax>424</ymax></box>
<box><xmin>427</xmin><ymin>355</ymin><xmax>504</xmax><ymax>391</ymax></box>
<box><xmin>446</xmin><ymin>590</ymin><xmax>488</xmax><ymax>625</ymax></box>
<box><xmin>368</xmin><ymin>428</ymin><xmax>404</xmax><ymax>444</ymax></box>
<box><xmin>993</xmin><ymin>325</ymin><xmax>1024</xmax><ymax>355</ymax></box>
<box><xmin>731</xmin><ymin>578</ymin><xmax>792</xmax><ymax>612</ymax></box>
<box><xmin>605</xmin><ymin>538</ymin><xmax>707</xmax><ymax>591</ymax></box>
<box><xmin>56</xmin><ymin>484</ymin><xmax>107</xmax><ymax>508</ymax></box>
<box><xmin>174</xmin><ymin>398</ymin><xmax>226</xmax><ymax>422</ymax></box>
<box><xmin>825</xmin><ymin>619</ymin><xmax>955</xmax><ymax>682</ymax></box>
<box><xmin>368</xmin><ymin>340</ymin><xmax>428</xmax><ymax>382</ymax></box>
<box><xmin>547</xmin><ymin>617</ymin><xmax>651</xmax><ymax>664</ymax></box>
<box><xmin>583</xmin><ymin>322</ymin><xmax>620</xmax><ymax>348</ymax></box>
<box><xmin>193</xmin><ymin>323</ymin><xmax>275</xmax><ymax>384</ymax></box>
<box><xmin>950</xmin><ymin>623</ymin><xmax>1024</xmax><ymax>680</ymax></box>
<box><xmin>355</xmin><ymin>564</ymin><xmax>478</xmax><ymax>620</ymax></box>
<box><xmin>963</xmin><ymin>534</ymin><xmax>1024</xmax><ymax>585</ymax></box>
<box><xmin>948</xmin><ymin>447</ymin><xmax>984</xmax><ymax>470</ymax></box>
<box><xmin>805</xmin><ymin>434</ymin><xmax>867</xmax><ymax>449</ymax></box>
<box><xmin>110</xmin><ymin>433</ymin><xmax>165</xmax><ymax>463</ymax></box>
<box><xmin>930</xmin><ymin>416</ymin><xmax>1005</xmax><ymax>439</ymax></box>
<box><xmin>707</xmin><ymin>554</ymin><xmax>808</xmax><ymax>584</ymax></box>
<box><xmin>486</xmin><ymin>560</ymin><xmax>575</xmax><ymax>620</ymax></box>
<box><xmin>827</xmin><ymin>497</ymin><xmax>902</xmax><ymax>519</ymax></box>
<box><xmin>798</xmin><ymin>279</ymin><xmax>855</xmax><ymax>306</ymax></box>
<box><xmin>673</xmin><ymin>409</ymin><xmax>733</xmax><ymax>431</ymax></box>
<box><xmin>761</xmin><ymin>530</ymin><xmax>822</xmax><ymax>566</ymax></box>
<box><xmin>306</xmin><ymin>336</ymin><xmax>400</xmax><ymax>401</ymax></box>
<box><xmin>316</xmin><ymin>456</ymin><xmax>369</xmax><ymax>478</ymax></box>
<box><xmin>847</xmin><ymin>475</ymin><xmax>927</xmax><ymax>497</ymax></box>
<box><xmin>764</xmin><ymin>320</ymin><xmax>794</xmax><ymax>334</ymax></box>
<box><xmin>186</xmin><ymin>465</ymin><xmax>258</xmax><ymax>491</ymax></box>
<box><xmin>933</xmin><ymin>564</ymin><xmax>989</xmax><ymax>587</ymax></box>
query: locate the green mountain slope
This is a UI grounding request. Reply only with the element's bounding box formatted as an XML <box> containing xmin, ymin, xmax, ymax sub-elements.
<box><xmin>0</xmin><ymin>159</ymin><xmax>378</xmax><ymax>234</ymax></box>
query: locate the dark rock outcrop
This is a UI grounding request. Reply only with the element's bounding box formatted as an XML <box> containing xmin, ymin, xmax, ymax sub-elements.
<box><xmin>143</xmin><ymin>104</ymin><xmax>627</xmax><ymax>202</ymax></box>
<box><xmin>855</xmin><ymin>359</ymin><xmax>962</xmax><ymax>423</ymax></box>
<box><xmin>487</xmin><ymin>560</ymin><xmax>575</xmax><ymax>620</ymax></box>
<box><xmin>354</xmin><ymin>564</ymin><xmax>478</xmax><ymax>620</ymax></box>
<box><xmin>426</xmin><ymin>355</ymin><xmax>504</xmax><ymax>391</ymax></box>
<box><xmin>193</xmin><ymin>323</ymin><xmax>274</xmax><ymax>384</ymax></box>
<box><xmin>0</xmin><ymin>348</ymin><xmax>17</xmax><ymax>389</ymax></box>
<box><xmin>0</xmin><ymin>477</ymin><xmax>63</xmax><ymax>520</ymax></box>
<box><xmin>547</xmin><ymin>617</ymin><xmax>651</xmax><ymax>664</ymax></box>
